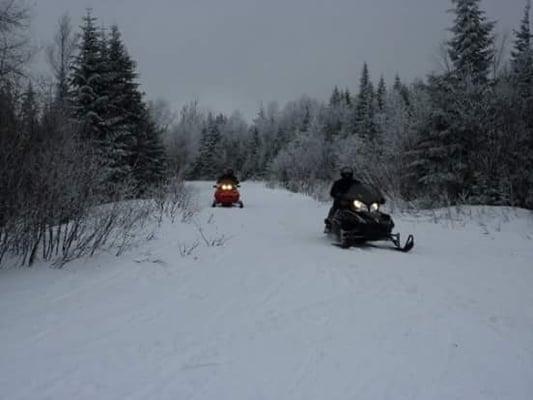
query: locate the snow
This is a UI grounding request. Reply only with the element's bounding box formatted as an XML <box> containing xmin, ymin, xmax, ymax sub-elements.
<box><xmin>1</xmin><ymin>182</ymin><xmax>533</xmax><ymax>400</ymax></box>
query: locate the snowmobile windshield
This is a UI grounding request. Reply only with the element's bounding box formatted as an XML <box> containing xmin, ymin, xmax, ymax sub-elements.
<box><xmin>341</xmin><ymin>182</ymin><xmax>385</xmax><ymax>204</ymax></box>
<box><xmin>218</xmin><ymin>180</ymin><xmax>237</xmax><ymax>189</ymax></box>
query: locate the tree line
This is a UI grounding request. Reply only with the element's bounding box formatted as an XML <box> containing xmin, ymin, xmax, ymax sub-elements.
<box><xmin>0</xmin><ymin>3</ymin><xmax>167</xmax><ymax>266</ymax></box>
<box><xmin>169</xmin><ymin>0</ymin><xmax>533</xmax><ymax>209</ymax></box>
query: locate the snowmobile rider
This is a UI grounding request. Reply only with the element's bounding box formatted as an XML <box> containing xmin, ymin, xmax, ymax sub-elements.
<box><xmin>325</xmin><ymin>167</ymin><xmax>360</xmax><ymax>231</ymax></box>
<box><xmin>217</xmin><ymin>168</ymin><xmax>240</xmax><ymax>186</ymax></box>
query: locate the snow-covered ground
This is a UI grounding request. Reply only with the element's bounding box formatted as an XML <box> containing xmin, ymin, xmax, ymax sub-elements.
<box><xmin>1</xmin><ymin>182</ymin><xmax>533</xmax><ymax>400</ymax></box>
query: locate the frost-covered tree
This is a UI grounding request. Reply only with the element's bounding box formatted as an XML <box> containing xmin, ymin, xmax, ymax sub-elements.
<box><xmin>354</xmin><ymin>63</ymin><xmax>377</xmax><ymax>141</ymax></box>
<box><xmin>191</xmin><ymin>113</ymin><xmax>224</xmax><ymax>179</ymax></box>
<box><xmin>165</xmin><ymin>101</ymin><xmax>205</xmax><ymax>176</ymax></box>
<box><xmin>270</xmin><ymin>119</ymin><xmax>334</xmax><ymax>190</ymax></box>
<box><xmin>0</xmin><ymin>0</ymin><xmax>31</xmax><ymax>83</ymax></box>
<box><xmin>131</xmin><ymin>109</ymin><xmax>167</xmax><ymax>192</ymax></box>
<box><xmin>376</xmin><ymin>75</ymin><xmax>387</xmax><ymax>112</ymax></box>
<box><xmin>448</xmin><ymin>0</ymin><xmax>495</xmax><ymax>84</ymax></box>
<box><xmin>70</xmin><ymin>10</ymin><xmax>109</xmax><ymax>143</ymax></box>
<box><xmin>243</xmin><ymin>127</ymin><xmax>261</xmax><ymax>179</ymax></box>
<box><xmin>105</xmin><ymin>24</ymin><xmax>145</xmax><ymax>183</ymax></box>
<box><xmin>329</xmin><ymin>86</ymin><xmax>342</xmax><ymax>107</ymax></box>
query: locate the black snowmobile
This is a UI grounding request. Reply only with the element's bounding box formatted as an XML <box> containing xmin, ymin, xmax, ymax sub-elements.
<box><xmin>326</xmin><ymin>182</ymin><xmax>414</xmax><ymax>252</ymax></box>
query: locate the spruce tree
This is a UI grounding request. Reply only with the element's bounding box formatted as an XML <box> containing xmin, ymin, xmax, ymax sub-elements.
<box><xmin>344</xmin><ymin>89</ymin><xmax>352</xmax><ymax>106</ymax></box>
<box><xmin>105</xmin><ymin>25</ymin><xmax>145</xmax><ymax>183</ymax></box>
<box><xmin>393</xmin><ymin>74</ymin><xmax>402</xmax><ymax>92</ymax></box>
<box><xmin>329</xmin><ymin>86</ymin><xmax>342</xmax><ymax>107</ymax></box>
<box><xmin>354</xmin><ymin>63</ymin><xmax>376</xmax><ymax>140</ymax></box>
<box><xmin>244</xmin><ymin>127</ymin><xmax>261</xmax><ymax>178</ymax></box>
<box><xmin>511</xmin><ymin>0</ymin><xmax>533</xmax><ymax>99</ymax></box>
<box><xmin>448</xmin><ymin>0</ymin><xmax>495</xmax><ymax>84</ymax></box>
<box><xmin>132</xmin><ymin>109</ymin><xmax>167</xmax><ymax>192</ymax></box>
<box><xmin>192</xmin><ymin>113</ymin><xmax>223</xmax><ymax>179</ymax></box>
<box><xmin>70</xmin><ymin>10</ymin><xmax>109</xmax><ymax>143</ymax></box>
<box><xmin>376</xmin><ymin>76</ymin><xmax>387</xmax><ymax>112</ymax></box>
<box><xmin>511</xmin><ymin>1</ymin><xmax>533</xmax><ymax>207</ymax></box>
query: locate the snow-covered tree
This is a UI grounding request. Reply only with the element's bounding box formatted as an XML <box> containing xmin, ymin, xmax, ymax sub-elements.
<box><xmin>448</xmin><ymin>0</ymin><xmax>495</xmax><ymax>84</ymax></box>
<box><xmin>354</xmin><ymin>63</ymin><xmax>377</xmax><ymax>141</ymax></box>
<box><xmin>104</xmin><ymin>24</ymin><xmax>145</xmax><ymax>183</ymax></box>
<box><xmin>191</xmin><ymin>113</ymin><xmax>225</xmax><ymax>179</ymax></box>
<box><xmin>376</xmin><ymin>75</ymin><xmax>387</xmax><ymax>112</ymax></box>
<box><xmin>70</xmin><ymin>10</ymin><xmax>109</xmax><ymax>142</ymax></box>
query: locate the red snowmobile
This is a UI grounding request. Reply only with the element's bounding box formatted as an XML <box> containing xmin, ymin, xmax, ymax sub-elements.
<box><xmin>212</xmin><ymin>181</ymin><xmax>244</xmax><ymax>208</ymax></box>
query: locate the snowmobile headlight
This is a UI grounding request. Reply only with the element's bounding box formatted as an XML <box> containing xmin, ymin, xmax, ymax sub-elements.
<box><xmin>370</xmin><ymin>202</ymin><xmax>380</xmax><ymax>212</ymax></box>
<box><xmin>222</xmin><ymin>184</ymin><xmax>233</xmax><ymax>190</ymax></box>
<box><xmin>353</xmin><ymin>200</ymin><xmax>365</xmax><ymax>211</ymax></box>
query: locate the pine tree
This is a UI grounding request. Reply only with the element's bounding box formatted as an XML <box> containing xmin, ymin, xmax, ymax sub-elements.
<box><xmin>354</xmin><ymin>63</ymin><xmax>376</xmax><ymax>140</ymax></box>
<box><xmin>511</xmin><ymin>0</ymin><xmax>533</xmax><ymax>99</ymax></box>
<box><xmin>244</xmin><ymin>127</ymin><xmax>261</xmax><ymax>178</ymax></box>
<box><xmin>448</xmin><ymin>0</ymin><xmax>495</xmax><ymax>84</ymax></box>
<box><xmin>132</xmin><ymin>109</ymin><xmax>167</xmax><ymax>192</ymax></box>
<box><xmin>393</xmin><ymin>74</ymin><xmax>410</xmax><ymax>107</ymax></box>
<box><xmin>376</xmin><ymin>76</ymin><xmax>387</xmax><ymax>112</ymax></box>
<box><xmin>344</xmin><ymin>89</ymin><xmax>352</xmax><ymax>106</ymax></box>
<box><xmin>393</xmin><ymin>74</ymin><xmax>402</xmax><ymax>92</ymax></box>
<box><xmin>105</xmin><ymin>24</ymin><xmax>145</xmax><ymax>183</ymax></box>
<box><xmin>329</xmin><ymin>86</ymin><xmax>342</xmax><ymax>107</ymax></box>
<box><xmin>191</xmin><ymin>113</ymin><xmax>223</xmax><ymax>179</ymax></box>
<box><xmin>70</xmin><ymin>10</ymin><xmax>109</xmax><ymax>143</ymax></box>
<box><xmin>510</xmin><ymin>1</ymin><xmax>533</xmax><ymax>207</ymax></box>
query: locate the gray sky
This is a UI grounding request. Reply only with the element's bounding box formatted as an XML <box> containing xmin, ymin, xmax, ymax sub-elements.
<box><xmin>30</xmin><ymin>0</ymin><xmax>525</xmax><ymax>119</ymax></box>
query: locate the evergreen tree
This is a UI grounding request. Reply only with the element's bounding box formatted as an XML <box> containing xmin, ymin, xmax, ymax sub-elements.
<box><xmin>354</xmin><ymin>63</ymin><xmax>376</xmax><ymax>140</ymax></box>
<box><xmin>70</xmin><ymin>10</ymin><xmax>109</xmax><ymax>143</ymax></box>
<box><xmin>511</xmin><ymin>0</ymin><xmax>533</xmax><ymax>99</ymax></box>
<box><xmin>393</xmin><ymin>74</ymin><xmax>402</xmax><ymax>92</ymax></box>
<box><xmin>191</xmin><ymin>113</ymin><xmax>223</xmax><ymax>179</ymax></box>
<box><xmin>329</xmin><ymin>86</ymin><xmax>342</xmax><ymax>107</ymax></box>
<box><xmin>132</xmin><ymin>109</ymin><xmax>167</xmax><ymax>192</ymax></box>
<box><xmin>243</xmin><ymin>127</ymin><xmax>261</xmax><ymax>178</ymax></box>
<box><xmin>510</xmin><ymin>1</ymin><xmax>533</xmax><ymax>207</ymax></box>
<box><xmin>376</xmin><ymin>76</ymin><xmax>387</xmax><ymax>112</ymax></box>
<box><xmin>344</xmin><ymin>89</ymin><xmax>352</xmax><ymax>106</ymax></box>
<box><xmin>448</xmin><ymin>0</ymin><xmax>495</xmax><ymax>84</ymax></box>
<box><xmin>393</xmin><ymin>74</ymin><xmax>410</xmax><ymax>107</ymax></box>
<box><xmin>407</xmin><ymin>75</ymin><xmax>490</xmax><ymax>202</ymax></box>
<box><xmin>105</xmin><ymin>24</ymin><xmax>145</xmax><ymax>183</ymax></box>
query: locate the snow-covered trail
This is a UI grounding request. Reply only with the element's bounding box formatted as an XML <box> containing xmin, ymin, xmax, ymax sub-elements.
<box><xmin>1</xmin><ymin>182</ymin><xmax>533</xmax><ymax>400</ymax></box>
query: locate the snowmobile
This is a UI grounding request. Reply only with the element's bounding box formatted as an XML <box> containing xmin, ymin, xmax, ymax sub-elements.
<box><xmin>325</xmin><ymin>182</ymin><xmax>414</xmax><ymax>252</ymax></box>
<box><xmin>212</xmin><ymin>181</ymin><xmax>244</xmax><ymax>208</ymax></box>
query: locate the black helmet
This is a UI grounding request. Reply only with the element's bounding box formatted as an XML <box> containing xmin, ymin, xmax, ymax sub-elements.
<box><xmin>340</xmin><ymin>167</ymin><xmax>354</xmax><ymax>180</ymax></box>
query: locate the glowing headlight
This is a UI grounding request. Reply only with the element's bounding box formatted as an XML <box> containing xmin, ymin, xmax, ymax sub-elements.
<box><xmin>370</xmin><ymin>203</ymin><xmax>380</xmax><ymax>212</ymax></box>
<box><xmin>353</xmin><ymin>200</ymin><xmax>365</xmax><ymax>211</ymax></box>
<box><xmin>222</xmin><ymin>184</ymin><xmax>233</xmax><ymax>190</ymax></box>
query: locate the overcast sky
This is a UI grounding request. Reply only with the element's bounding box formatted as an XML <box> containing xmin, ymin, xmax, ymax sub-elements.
<box><xmin>30</xmin><ymin>0</ymin><xmax>525</xmax><ymax>119</ymax></box>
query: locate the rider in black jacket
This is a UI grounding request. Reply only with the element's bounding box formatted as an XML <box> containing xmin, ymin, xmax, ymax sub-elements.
<box><xmin>217</xmin><ymin>168</ymin><xmax>239</xmax><ymax>185</ymax></box>
<box><xmin>325</xmin><ymin>167</ymin><xmax>360</xmax><ymax>232</ymax></box>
